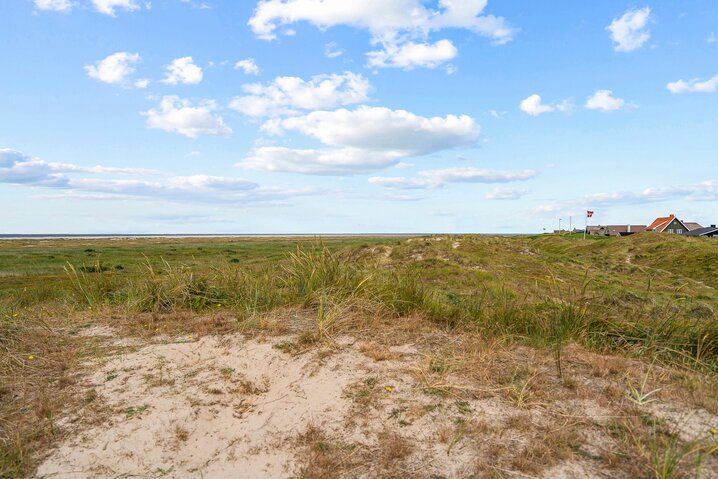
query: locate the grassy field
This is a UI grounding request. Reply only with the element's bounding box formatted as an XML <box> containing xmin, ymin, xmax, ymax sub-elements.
<box><xmin>1</xmin><ymin>233</ymin><xmax>717</xmax><ymax>478</ymax></box>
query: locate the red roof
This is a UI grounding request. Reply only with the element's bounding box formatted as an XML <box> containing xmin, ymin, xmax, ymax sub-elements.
<box><xmin>648</xmin><ymin>214</ymin><xmax>675</xmax><ymax>232</ymax></box>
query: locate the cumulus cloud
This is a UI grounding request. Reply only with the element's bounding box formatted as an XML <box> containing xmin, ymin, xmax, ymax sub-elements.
<box><xmin>248</xmin><ymin>0</ymin><xmax>515</xmax><ymax>44</ymax></box>
<box><xmin>241</xmin><ymin>147</ymin><xmax>402</xmax><ymax>175</ymax></box>
<box><xmin>92</xmin><ymin>0</ymin><xmax>140</xmax><ymax>16</ymax></box>
<box><xmin>367</xmin><ymin>39</ymin><xmax>458</xmax><ymax>69</ymax></box>
<box><xmin>143</xmin><ymin>96</ymin><xmax>232</xmax><ymax>138</ymax></box>
<box><xmin>369</xmin><ymin>167</ymin><xmax>537</xmax><ymax>189</ymax></box>
<box><xmin>585</xmin><ymin>90</ymin><xmax>626</xmax><ymax>111</ymax></box>
<box><xmin>229</xmin><ymin>72</ymin><xmax>371</xmax><ymax>118</ymax></box>
<box><xmin>85</xmin><ymin>52</ymin><xmax>141</xmax><ymax>86</ymax></box>
<box><xmin>519</xmin><ymin>94</ymin><xmax>572</xmax><ymax>116</ymax></box>
<box><xmin>485</xmin><ymin>186</ymin><xmax>529</xmax><ymax>200</ymax></box>
<box><xmin>240</xmin><ymin>106</ymin><xmax>480</xmax><ymax>174</ymax></box>
<box><xmin>34</xmin><ymin>0</ymin><xmax>73</xmax><ymax>12</ymax></box>
<box><xmin>248</xmin><ymin>0</ymin><xmax>514</xmax><ymax>70</ymax></box>
<box><xmin>607</xmin><ymin>7</ymin><xmax>651</xmax><ymax>52</ymax></box>
<box><xmin>161</xmin><ymin>57</ymin><xmax>204</xmax><ymax>85</ymax></box>
<box><xmin>667</xmin><ymin>75</ymin><xmax>718</xmax><ymax>94</ymax></box>
<box><xmin>1</xmin><ymin>148</ymin><xmax>314</xmax><ymax>205</ymax></box>
<box><xmin>265</xmin><ymin>106</ymin><xmax>480</xmax><ymax>156</ymax></box>
<box><xmin>235</xmin><ymin>58</ymin><xmax>260</xmax><ymax>75</ymax></box>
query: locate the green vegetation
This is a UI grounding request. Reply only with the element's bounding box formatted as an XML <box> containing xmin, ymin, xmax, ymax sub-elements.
<box><xmin>1</xmin><ymin>232</ymin><xmax>717</xmax><ymax>477</ymax></box>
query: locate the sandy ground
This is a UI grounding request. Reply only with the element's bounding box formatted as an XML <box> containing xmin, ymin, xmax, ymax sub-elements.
<box><xmin>34</xmin><ymin>329</ymin><xmax>717</xmax><ymax>479</ymax></box>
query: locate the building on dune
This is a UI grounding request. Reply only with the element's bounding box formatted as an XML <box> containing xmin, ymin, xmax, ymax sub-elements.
<box><xmin>685</xmin><ymin>225</ymin><xmax>718</xmax><ymax>237</ymax></box>
<box><xmin>585</xmin><ymin>214</ymin><xmax>712</xmax><ymax>237</ymax></box>
<box><xmin>586</xmin><ymin>225</ymin><xmax>647</xmax><ymax>236</ymax></box>
<box><xmin>647</xmin><ymin>214</ymin><xmax>698</xmax><ymax>235</ymax></box>
<box><xmin>683</xmin><ymin>222</ymin><xmax>704</xmax><ymax>231</ymax></box>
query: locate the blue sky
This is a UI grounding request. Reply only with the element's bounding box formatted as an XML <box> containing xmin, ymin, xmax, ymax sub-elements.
<box><xmin>1</xmin><ymin>0</ymin><xmax>717</xmax><ymax>234</ymax></box>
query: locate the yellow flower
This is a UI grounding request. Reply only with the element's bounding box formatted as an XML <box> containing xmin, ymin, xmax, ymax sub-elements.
<box><xmin>12</xmin><ymin>313</ymin><xmax>18</xmax><ymax>318</ymax></box>
<box><xmin>711</xmin><ymin>427</ymin><xmax>717</xmax><ymax>435</ymax></box>
<box><xmin>385</xmin><ymin>386</ymin><xmax>393</xmax><ymax>392</ymax></box>
<box><xmin>28</xmin><ymin>355</ymin><xmax>35</xmax><ymax>361</ymax></box>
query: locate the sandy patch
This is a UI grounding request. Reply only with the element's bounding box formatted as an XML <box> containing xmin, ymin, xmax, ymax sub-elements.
<box><xmin>34</xmin><ymin>332</ymin><xmax>676</xmax><ymax>479</ymax></box>
<box><xmin>37</xmin><ymin>335</ymin><xmax>374</xmax><ymax>478</ymax></box>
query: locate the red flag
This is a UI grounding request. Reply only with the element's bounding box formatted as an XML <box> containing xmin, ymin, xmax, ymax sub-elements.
<box><xmin>587</xmin><ymin>210</ymin><xmax>594</xmax><ymax>218</ymax></box>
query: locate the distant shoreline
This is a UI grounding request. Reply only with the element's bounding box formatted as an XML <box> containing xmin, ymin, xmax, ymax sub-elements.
<box><xmin>0</xmin><ymin>233</ymin><xmax>533</xmax><ymax>240</ymax></box>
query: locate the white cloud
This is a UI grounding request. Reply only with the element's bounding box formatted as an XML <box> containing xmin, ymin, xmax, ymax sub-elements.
<box><xmin>370</xmin><ymin>167</ymin><xmax>537</xmax><ymax>189</ymax></box>
<box><xmin>161</xmin><ymin>56</ymin><xmax>204</xmax><ymax>85</ymax></box>
<box><xmin>585</xmin><ymin>89</ymin><xmax>626</xmax><ymax>111</ymax></box>
<box><xmin>485</xmin><ymin>186</ymin><xmax>529</xmax><ymax>200</ymax></box>
<box><xmin>325</xmin><ymin>42</ymin><xmax>344</xmax><ymax>58</ymax></box>
<box><xmin>667</xmin><ymin>75</ymin><xmax>718</xmax><ymax>94</ymax></box>
<box><xmin>266</xmin><ymin>106</ymin><xmax>480</xmax><ymax>156</ymax></box>
<box><xmin>534</xmin><ymin>180</ymin><xmax>718</xmax><ymax>215</ymax></box>
<box><xmin>519</xmin><ymin>94</ymin><xmax>572</xmax><ymax>116</ymax></box>
<box><xmin>229</xmin><ymin>72</ymin><xmax>371</xmax><ymax>118</ymax></box>
<box><xmin>85</xmin><ymin>52</ymin><xmax>141</xmax><ymax>85</ymax></box>
<box><xmin>241</xmin><ymin>147</ymin><xmax>401</xmax><ymax>175</ymax></box>
<box><xmin>367</xmin><ymin>39</ymin><xmax>458</xmax><ymax>69</ymax></box>
<box><xmin>1</xmin><ymin>148</ymin><xmax>315</xmax><ymax>205</ymax></box>
<box><xmin>34</xmin><ymin>0</ymin><xmax>73</xmax><ymax>12</ymax></box>
<box><xmin>134</xmin><ymin>78</ymin><xmax>150</xmax><ymax>89</ymax></box>
<box><xmin>248</xmin><ymin>0</ymin><xmax>515</xmax><ymax>45</ymax></box>
<box><xmin>607</xmin><ymin>7</ymin><xmax>651</xmax><ymax>52</ymax></box>
<box><xmin>708</xmin><ymin>33</ymin><xmax>717</xmax><ymax>44</ymax></box>
<box><xmin>0</xmin><ymin>148</ymin><xmax>151</xmax><ymax>187</ymax></box>
<box><xmin>91</xmin><ymin>0</ymin><xmax>140</xmax><ymax>16</ymax></box>
<box><xmin>235</xmin><ymin>58</ymin><xmax>260</xmax><ymax>75</ymax></box>
<box><xmin>143</xmin><ymin>96</ymin><xmax>233</xmax><ymax>139</ymax></box>
<box><xmin>238</xmin><ymin>106</ymin><xmax>480</xmax><ymax>175</ymax></box>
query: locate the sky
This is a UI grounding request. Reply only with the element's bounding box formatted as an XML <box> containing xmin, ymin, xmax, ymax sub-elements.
<box><xmin>1</xmin><ymin>0</ymin><xmax>717</xmax><ymax>234</ymax></box>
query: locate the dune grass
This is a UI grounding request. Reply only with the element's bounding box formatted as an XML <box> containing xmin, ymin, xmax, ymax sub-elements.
<box><xmin>1</xmin><ymin>233</ymin><xmax>717</xmax><ymax>477</ymax></box>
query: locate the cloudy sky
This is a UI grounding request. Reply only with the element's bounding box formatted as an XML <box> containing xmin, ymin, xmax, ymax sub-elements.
<box><xmin>1</xmin><ymin>1</ymin><xmax>717</xmax><ymax>234</ymax></box>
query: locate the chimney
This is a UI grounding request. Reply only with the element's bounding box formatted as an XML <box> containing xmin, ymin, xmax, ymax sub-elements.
<box><xmin>670</xmin><ymin>213</ymin><xmax>675</xmax><ymax>218</ymax></box>
<box><xmin>712</xmin><ymin>225</ymin><xmax>716</xmax><ymax>228</ymax></box>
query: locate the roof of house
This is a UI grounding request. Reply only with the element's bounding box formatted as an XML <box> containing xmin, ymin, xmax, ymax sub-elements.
<box><xmin>606</xmin><ymin>225</ymin><xmax>647</xmax><ymax>235</ymax></box>
<box><xmin>684</xmin><ymin>222</ymin><xmax>703</xmax><ymax>231</ymax></box>
<box><xmin>648</xmin><ymin>214</ymin><xmax>675</xmax><ymax>231</ymax></box>
<box><xmin>647</xmin><ymin>214</ymin><xmax>689</xmax><ymax>232</ymax></box>
<box><xmin>685</xmin><ymin>225</ymin><xmax>718</xmax><ymax>237</ymax></box>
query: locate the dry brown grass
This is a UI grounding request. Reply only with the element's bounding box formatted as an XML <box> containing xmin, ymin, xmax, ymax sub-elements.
<box><xmin>295</xmin><ymin>425</ymin><xmax>365</xmax><ymax>479</ymax></box>
<box><xmin>358</xmin><ymin>341</ymin><xmax>401</xmax><ymax>361</ymax></box>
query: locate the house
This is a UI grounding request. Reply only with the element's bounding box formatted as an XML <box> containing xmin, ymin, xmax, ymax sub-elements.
<box><xmin>606</xmin><ymin>225</ymin><xmax>647</xmax><ymax>236</ymax></box>
<box><xmin>647</xmin><ymin>214</ymin><xmax>691</xmax><ymax>235</ymax></box>
<box><xmin>686</xmin><ymin>225</ymin><xmax>718</xmax><ymax>237</ymax></box>
<box><xmin>684</xmin><ymin>222</ymin><xmax>703</xmax><ymax>231</ymax></box>
<box><xmin>586</xmin><ymin>225</ymin><xmax>646</xmax><ymax>236</ymax></box>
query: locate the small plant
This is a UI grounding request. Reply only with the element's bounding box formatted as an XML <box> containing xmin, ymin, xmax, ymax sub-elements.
<box><xmin>125</xmin><ymin>404</ymin><xmax>150</xmax><ymax>419</ymax></box>
<box><xmin>643</xmin><ymin>420</ymin><xmax>718</xmax><ymax>479</ymax></box>
<box><xmin>626</xmin><ymin>369</ymin><xmax>661</xmax><ymax>406</ymax></box>
<box><xmin>429</xmin><ymin>358</ymin><xmax>447</xmax><ymax>374</ymax></box>
<box><xmin>507</xmin><ymin>372</ymin><xmax>538</xmax><ymax>408</ymax></box>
